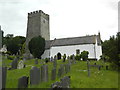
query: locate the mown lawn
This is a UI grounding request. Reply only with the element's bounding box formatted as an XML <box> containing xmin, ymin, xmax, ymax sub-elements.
<box><xmin>3</xmin><ymin>57</ymin><xmax>119</xmax><ymax>88</ymax></box>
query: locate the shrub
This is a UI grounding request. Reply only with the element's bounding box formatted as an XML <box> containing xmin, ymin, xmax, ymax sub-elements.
<box><xmin>70</xmin><ymin>55</ymin><xmax>73</xmax><ymax>60</ymax></box>
<box><xmin>45</xmin><ymin>58</ymin><xmax>49</xmax><ymax>63</ymax></box>
<box><xmin>63</xmin><ymin>54</ymin><xmax>66</xmax><ymax>62</ymax></box>
<box><xmin>7</xmin><ymin>55</ymin><xmax>15</xmax><ymax>60</ymax></box>
<box><xmin>28</xmin><ymin>36</ymin><xmax>45</xmax><ymax>59</ymax></box>
<box><xmin>75</xmin><ymin>54</ymin><xmax>81</xmax><ymax>60</ymax></box>
<box><xmin>80</xmin><ymin>51</ymin><xmax>89</xmax><ymax>61</ymax></box>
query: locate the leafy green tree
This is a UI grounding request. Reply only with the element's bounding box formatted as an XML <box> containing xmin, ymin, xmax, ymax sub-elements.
<box><xmin>28</xmin><ymin>36</ymin><xmax>45</xmax><ymax>59</ymax></box>
<box><xmin>75</xmin><ymin>54</ymin><xmax>81</xmax><ymax>60</ymax></box>
<box><xmin>80</xmin><ymin>51</ymin><xmax>89</xmax><ymax>61</ymax></box>
<box><xmin>102</xmin><ymin>32</ymin><xmax>120</xmax><ymax>70</ymax></box>
<box><xmin>3</xmin><ymin>35</ymin><xmax>26</xmax><ymax>55</ymax></box>
<box><xmin>21</xmin><ymin>42</ymin><xmax>26</xmax><ymax>55</ymax></box>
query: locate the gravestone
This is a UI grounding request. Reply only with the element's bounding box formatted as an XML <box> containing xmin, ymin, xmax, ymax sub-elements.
<box><xmin>98</xmin><ymin>66</ymin><xmax>101</xmax><ymax>70</ymax></box>
<box><xmin>51</xmin><ymin>76</ymin><xmax>71</xmax><ymax>88</ymax></box>
<box><xmin>60</xmin><ymin>64</ymin><xmax>65</xmax><ymax>75</ymax></box>
<box><xmin>51</xmin><ymin>68</ymin><xmax>56</xmax><ymax>80</ymax></box>
<box><xmin>73</xmin><ymin>54</ymin><xmax>76</xmax><ymax>64</ymax></box>
<box><xmin>23</xmin><ymin>57</ymin><xmax>26</xmax><ymax>61</ymax></box>
<box><xmin>58</xmin><ymin>64</ymin><xmax>64</xmax><ymax>77</ymax></box>
<box><xmin>65</xmin><ymin>64</ymin><xmax>70</xmax><ymax>73</ymax></box>
<box><xmin>51</xmin><ymin>81</ymin><xmax>62</xmax><ymax>88</ymax></box>
<box><xmin>34</xmin><ymin>59</ymin><xmax>38</xmax><ymax>64</ymax></box>
<box><xmin>106</xmin><ymin>65</ymin><xmax>109</xmax><ymax>70</ymax></box>
<box><xmin>17</xmin><ymin>60</ymin><xmax>24</xmax><ymax>69</ymax></box>
<box><xmin>18</xmin><ymin>76</ymin><xmax>29</xmax><ymax>88</ymax></box>
<box><xmin>53</xmin><ymin>56</ymin><xmax>57</xmax><ymax>68</ymax></box>
<box><xmin>11</xmin><ymin>58</ymin><xmax>18</xmax><ymax>69</ymax></box>
<box><xmin>67</xmin><ymin>56</ymin><xmax>71</xmax><ymax>65</ymax></box>
<box><xmin>41</xmin><ymin>65</ymin><xmax>48</xmax><ymax>82</ymax></box>
<box><xmin>60</xmin><ymin>76</ymin><xmax>70</xmax><ymax>88</ymax></box>
<box><xmin>2</xmin><ymin>67</ymin><xmax>7</xmax><ymax>89</ymax></box>
<box><xmin>30</xmin><ymin>66</ymin><xmax>40</xmax><ymax>85</ymax></box>
<box><xmin>0</xmin><ymin>67</ymin><xmax>1</xmax><ymax>90</ymax></box>
<box><xmin>87</xmin><ymin>60</ymin><xmax>90</xmax><ymax>77</ymax></box>
<box><xmin>58</xmin><ymin>68</ymin><xmax>62</xmax><ymax>78</ymax></box>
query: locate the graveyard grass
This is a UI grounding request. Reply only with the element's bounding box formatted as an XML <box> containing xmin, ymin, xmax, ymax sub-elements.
<box><xmin>4</xmin><ymin>57</ymin><xmax>119</xmax><ymax>88</ymax></box>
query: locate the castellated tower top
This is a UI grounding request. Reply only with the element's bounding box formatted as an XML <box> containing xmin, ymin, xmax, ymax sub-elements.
<box><xmin>28</xmin><ymin>10</ymin><xmax>49</xmax><ymax>20</ymax></box>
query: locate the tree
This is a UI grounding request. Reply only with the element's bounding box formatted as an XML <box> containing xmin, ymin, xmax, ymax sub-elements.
<box><xmin>3</xmin><ymin>35</ymin><xmax>26</xmax><ymax>55</ymax></box>
<box><xmin>75</xmin><ymin>54</ymin><xmax>81</xmax><ymax>61</ymax></box>
<box><xmin>102</xmin><ymin>32</ymin><xmax>120</xmax><ymax>70</ymax></box>
<box><xmin>80</xmin><ymin>51</ymin><xmax>89</xmax><ymax>61</ymax></box>
<box><xmin>28</xmin><ymin>36</ymin><xmax>45</xmax><ymax>59</ymax></box>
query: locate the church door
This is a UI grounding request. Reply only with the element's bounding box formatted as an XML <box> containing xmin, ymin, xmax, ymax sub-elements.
<box><xmin>57</xmin><ymin>52</ymin><xmax>61</xmax><ymax>60</ymax></box>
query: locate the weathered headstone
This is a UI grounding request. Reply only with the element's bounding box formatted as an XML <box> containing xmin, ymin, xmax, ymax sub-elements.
<box><xmin>23</xmin><ymin>57</ymin><xmax>26</xmax><ymax>61</ymax></box>
<box><xmin>30</xmin><ymin>66</ymin><xmax>40</xmax><ymax>85</ymax></box>
<box><xmin>58</xmin><ymin>64</ymin><xmax>64</xmax><ymax>77</ymax></box>
<box><xmin>60</xmin><ymin>76</ymin><xmax>70</xmax><ymax>88</ymax></box>
<box><xmin>98</xmin><ymin>66</ymin><xmax>101</xmax><ymax>70</ymax></box>
<box><xmin>51</xmin><ymin>76</ymin><xmax>71</xmax><ymax>88</ymax></box>
<box><xmin>73</xmin><ymin>54</ymin><xmax>76</xmax><ymax>64</ymax></box>
<box><xmin>2</xmin><ymin>67</ymin><xmax>7</xmax><ymax>89</ymax></box>
<box><xmin>51</xmin><ymin>81</ymin><xmax>62</xmax><ymax>88</ymax></box>
<box><xmin>106</xmin><ymin>65</ymin><xmax>109</xmax><ymax>70</ymax></box>
<box><xmin>58</xmin><ymin>68</ymin><xmax>62</xmax><ymax>78</ymax></box>
<box><xmin>18</xmin><ymin>76</ymin><xmax>29</xmax><ymax>88</ymax></box>
<box><xmin>41</xmin><ymin>65</ymin><xmax>48</xmax><ymax>82</ymax></box>
<box><xmin>87</xmin><ymin>60</ymin><xmax>90</xmax><ymax>77</ymax></box>
<box><xmin>11</xmin><ymin>58</ymin><xmax>18</xmax><ymax>69</ymax></box>
<box><xmin>60</xmin><ymin>64</ymin><xmax>64</xmax><ymax>75</ymax></box>
<box><xmin>51</xmin><ymin>68</ymin><xmax>56</xmax><ymax>80</ymax></box>
<box><xmin>34</xmin><ymin>59</ymin><xmax>38</xmax><ymax>64</ymax></box>
<box><xmin>17</xmin><ymin>60</ymin><xmax>24</xmax><ymax>69</ymax></box>
<box><xmin>53</xmin><ymin>56</ymin><xmax>57</xmax><ymax>68</ymax></box>
<box><xmin>67</xmin><ymin>56</ymin><xmax>71</xmax><ymax>65</ymax></box>
<box><xmin>65</xmin><ymin>64</ymin><xmax>70</xmax><ymax>73</ymax></box>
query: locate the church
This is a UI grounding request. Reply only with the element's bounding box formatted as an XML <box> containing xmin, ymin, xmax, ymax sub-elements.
<box><xmin>25</xmin><ymin>10</ymin><xmax>102</xmax><ymax>60</ymax></box>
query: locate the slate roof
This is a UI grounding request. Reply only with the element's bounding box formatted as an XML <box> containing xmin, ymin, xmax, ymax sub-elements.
<box><xmin>45</xmin><ymin>35</ymin><xmax>101</xmax><ymax>49</ymax></box>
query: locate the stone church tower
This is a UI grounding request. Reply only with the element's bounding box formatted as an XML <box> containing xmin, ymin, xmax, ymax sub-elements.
<box><xmin>25</xmin><ymin>10</ymin><xmax>50</xmax><ymax>58</ymax></box>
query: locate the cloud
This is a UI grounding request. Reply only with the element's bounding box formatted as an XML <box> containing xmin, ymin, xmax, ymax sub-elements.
<box><xmin>0</xmin><ymin>0</ymin><xmax>118</xmax><ymax>40</ymax></box>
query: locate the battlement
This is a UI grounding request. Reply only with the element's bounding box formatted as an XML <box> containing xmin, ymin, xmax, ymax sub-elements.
<box><xmin>28</xmin><ymin>10</ymin><xmax>49</xmax><ymax>20</ymax></box>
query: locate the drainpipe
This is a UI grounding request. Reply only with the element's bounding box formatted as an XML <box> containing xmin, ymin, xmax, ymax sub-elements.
<box><xmin>94</xmin><ymin>44</ymin><xmax>96</xmax><ymax>59</ymax></box>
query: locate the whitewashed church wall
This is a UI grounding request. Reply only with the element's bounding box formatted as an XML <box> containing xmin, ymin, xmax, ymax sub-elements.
<box><xmin>95</xmin><ymin>45</ymin><xmax>102</xmax><ymax>60</ymax></box>
<box><xmin>50</xmin><ymin>44</ymin><xmax>98</xmax><ymax>59</ymax></box>
<box><xmin>41</xmin><ymin>49</ymin><xmax>50</xmax><ymax>59</ymax></box>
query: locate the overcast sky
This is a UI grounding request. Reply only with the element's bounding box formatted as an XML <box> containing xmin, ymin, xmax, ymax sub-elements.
<box><xmin>0</xmin><ymin>0</ymin><xmax>119</xmax><ymax>41</ymax></box>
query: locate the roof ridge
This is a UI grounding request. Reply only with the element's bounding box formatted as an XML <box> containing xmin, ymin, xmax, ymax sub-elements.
<box><xmin>53</xmin><ymin>35</ymin><xmax>96</xmax><ymax>40</ymax></box>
